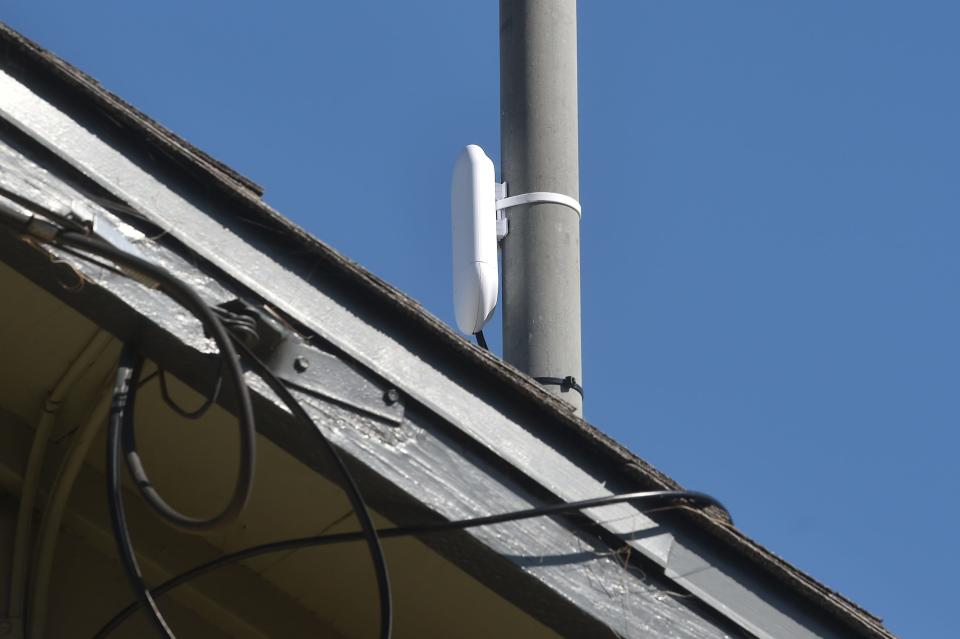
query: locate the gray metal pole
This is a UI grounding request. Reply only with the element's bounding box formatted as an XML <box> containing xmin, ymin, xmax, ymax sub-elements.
<box><xmin>500</xmin><ymin>0</ymin><xmax>583</xmax><ymax>414</ymax></box>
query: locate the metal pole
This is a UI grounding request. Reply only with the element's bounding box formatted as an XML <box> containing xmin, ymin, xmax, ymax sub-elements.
<box><xmin>500</xmin><ymin>0</ymin><xmax>583</xmax><ymax>414</ymax></box>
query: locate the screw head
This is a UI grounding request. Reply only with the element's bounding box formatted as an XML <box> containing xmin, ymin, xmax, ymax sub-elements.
<box><xmin>293</xmin><ymin>356</ymin><xmax>310</xmax><ymax>373</ymax></box>
<box><xmin>383</xmin><ymin>388</ymin><xmax>400</xmax><ymax>405</ymax></box>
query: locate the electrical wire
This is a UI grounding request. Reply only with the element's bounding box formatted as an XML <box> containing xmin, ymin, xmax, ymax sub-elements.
<box><xmin>157</xmin><ymin>368</ymin><xmax>223</xmax><ymax>419</ymax></box>
<box><xmin>137</xmin><ymin>367</ymin><xmax>161</xmax><ymax>389</ymax></box>
<box><xmin>93</xmin><ymin>489</ymin><xmax>726</xmax><ymax>638</ymax></box>
<box><xmin>228</xmin><ymin>337</ymin><xmax>392</xmax><ymax>639</ymax></box>
<box><xmin>51</xmin><ymin>243</ymin><xmax>130</xmax><ymax>278</ymax></box>
<box><xmin>106</xmin><ymin>338</ymin><xmax>393</xmax><ymax>639</ymax></box>
<box><xmin>211</xmin><ymin>306</ymin><xmax>260</xmax><ymax>347</ymax></box>
<box><xmin>5</xmin><ymin>208</ymin><xmax>391</xmax><ymax>638</ymax></box>
<box><xmin>58</xmin><ymin>230</ymin><xmax>256</xmax><ymax>533</ymax></box>
<box><xmin>2</xmin><ymin>207</ymin><xmax>729</xmax><ymax>639</ymax></box>
<box><xmin>0</xmin><ymin>184</ymin><xmax>90</xmax><ymax>233</ymax></box>
<box><xmin>107</xmin><ymin>348</ymin><xmax>175</xmax><ymax>637</ymax></box>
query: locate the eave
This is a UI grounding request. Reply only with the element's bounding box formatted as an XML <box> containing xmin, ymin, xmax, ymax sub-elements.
<box><xmin>0</xmin><ymin>21</ymin><xmax>894</xmax><ymax>639</ymax></box>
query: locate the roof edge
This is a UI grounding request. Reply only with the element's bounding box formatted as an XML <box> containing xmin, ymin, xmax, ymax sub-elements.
<box><xmin>0</xmin><ymin>20</ymin><xmax>895</xmax><ymax>639</ymax></box>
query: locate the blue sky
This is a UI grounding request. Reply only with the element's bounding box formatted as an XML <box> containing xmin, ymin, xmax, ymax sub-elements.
<box><xmin>6</xmin><ymin>2</ymin><xmax>957</xmax><ymax>636</ymax></box>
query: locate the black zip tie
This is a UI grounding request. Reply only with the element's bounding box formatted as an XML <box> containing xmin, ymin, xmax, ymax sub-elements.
<box><xmin>535</xmin><ymin>376</ymin><xmax>583</xmax><ymax>397</ymax></box>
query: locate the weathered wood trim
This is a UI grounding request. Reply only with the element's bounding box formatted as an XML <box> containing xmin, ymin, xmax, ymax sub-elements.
<box><xmin>0</xmin><ymin>163</ymin><xmax>741</xmax><ymax>637</ymax></box>
<box><xmin>0</xmin><ymin>65</ymin><xmax>876</xmax><ymax>638</ymax></box>
<box><xmin>0</xmin><ymin>226</ymin><xmax>740</xmax><ymax>639</ymax></box>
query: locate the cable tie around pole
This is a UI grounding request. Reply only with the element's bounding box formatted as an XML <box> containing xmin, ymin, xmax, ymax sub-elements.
<box><xmin>496</xmin><ymin>190</ymin><xmax>582</xmax><ymax>219</ymax></box>
<box><xmin>535</xmin><ymin>376</ymin><xmax>583</xmax><ymax>397</ymax></box>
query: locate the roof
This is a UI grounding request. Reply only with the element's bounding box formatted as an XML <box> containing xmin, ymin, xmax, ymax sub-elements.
<box><xmin>0</xmin><ymin>21</ymin><xmax>895</xmax><ymax>639</ymax></box>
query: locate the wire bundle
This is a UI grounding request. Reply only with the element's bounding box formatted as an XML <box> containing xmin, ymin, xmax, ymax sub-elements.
<box><xmin>0</xmin><ymin>194</ymin><xmax>729</xmax><ymax>639</ymax></box>
<box><xmin>0</xmin><ymin>205</ymin><xmax>392</xmax><ymax>639</ymax></box>
<box><xmin>57</xmin><ymin>229</ymin><xmax>393</xmax><ymax>639</ymax></box>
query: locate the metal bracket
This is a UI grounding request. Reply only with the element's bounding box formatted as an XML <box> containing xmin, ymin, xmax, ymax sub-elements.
<box><xmin>496</xmin><ymin>211</ymin><xmax>509</xmax><ymax>242</ymax></box>
<box><xmin>217</xmin><ymin>300</ymin><xmax>405</xmax><ymax>425</ymax></box>
<box><xmin>495</xmin><ymin>182</ymin><xmax>509</xmax><ymax>241</ymax></box>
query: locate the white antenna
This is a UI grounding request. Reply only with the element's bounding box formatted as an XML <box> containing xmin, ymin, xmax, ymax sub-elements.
<box><xmin>451</xmin><ymin>145</ymin><xmax>498</xmax><ymax>335</ymax></box>
<box><xmin>450</xmin><ymin>144</ymin><xmax>583</xmax><ymax>339</ymax></box>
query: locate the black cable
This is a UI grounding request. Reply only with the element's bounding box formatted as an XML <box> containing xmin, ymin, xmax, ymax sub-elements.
<box><xmin>474</xmin><ymin>330</ymin><xmax>488</xmax><ymax>350</ymax></box>
<box><xmin>59</xmin><ymin>231</ymin><xmax>256</xmax><ymax>533</ymax></box>
<box><xmin>211</xmin><ymin>306</ymin><xmax>260</xmax><ymax>347</ymax></box>
<box><xmin>0</xmin><ymin>184</ymin><xmax>91</xmax><ymax>233</ymax></box>
<box><xmin>228</xmin><ymin>338</ymin><xmax>392</xmax><ymax>639</ymax></box>
<box><xmin>43</xmin><ymin>227</ymin><xmax>389</xmax><ymax>638</ymax></box>
<box><xmin>157</xmin><ymin>368</ymin><xmax>223</xmax><ymax>419</ymax></box>
<box><xmin>106</xmin><ymin>339</ymin><xmax>392</xmax><ymax>639</ymax></box>
<box><xmin>107</xmin><ymin>347</ymin><xmax>175</xmax><ymax>638</ymax></box>
<box><xmin>93</xmin><ymin>489</ymin><xmax>726</xmax><ymax>638</ymax></box>
<box><xmin>136</xmin><ymin>367</ymin><xmax>160</xmax><ymax>389</ymax></box>
<box><xmin>25</xmin><ymin>217</ymin><xmax>723</xmax><ymax>639</ymax></box>
<box><xmin>39</xmin><ymin>234</ymin><xmax>226</xmax><ymax>421</ymax></box>
<box><xmin>52</xmin><ymin>243</ymin><xmax>130</xmax><ymax>278</ymax></box>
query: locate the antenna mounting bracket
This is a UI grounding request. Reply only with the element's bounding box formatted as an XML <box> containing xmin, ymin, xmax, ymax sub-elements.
<box><xmin>495</xmin><ymin>182</ymin><xmax>581</xmax><ymax>241</ymax></box>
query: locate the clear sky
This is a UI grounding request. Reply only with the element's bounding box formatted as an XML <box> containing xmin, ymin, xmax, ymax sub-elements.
<box><xmin>6</xmin><ymin>2</ymin><xmax>956</xmax><ymax>636</ymax></box>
